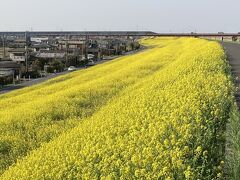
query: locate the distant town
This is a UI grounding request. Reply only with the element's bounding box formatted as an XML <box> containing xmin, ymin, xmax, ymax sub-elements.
<box><xmin>0</xmin><ymin>31</ymin><xmax>152</xmax><ymax>87</ymax></box>
<box><xmin>1</xmin><ymin>31</ymin><xmax>240</xmax><ymax>89</ymax></box>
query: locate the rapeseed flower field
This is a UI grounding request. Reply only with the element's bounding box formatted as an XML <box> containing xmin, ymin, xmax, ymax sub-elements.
<box><xmin>0</xmin><ymin>38</ymin><xmax>237</xmax><ymax>179</ymax></box>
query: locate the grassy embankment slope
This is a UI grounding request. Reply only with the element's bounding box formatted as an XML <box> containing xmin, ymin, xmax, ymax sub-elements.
<box><xmin>0</xmin><ymin>38</ymin><xmax>238</xmax><ymax>179</ymax></box>
<box><xmin>0</xmin><ymin>38</ymin><xmax>179</xmax><ymax>174</ymax></box>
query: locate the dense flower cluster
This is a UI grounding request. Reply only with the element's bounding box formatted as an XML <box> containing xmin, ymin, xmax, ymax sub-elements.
<box><xmin>0</xmin><ymin>38</ymin><xmax>180</xmax><ymax>174</ymax></box>
<box><xmin>0</xmin><ymin>38</ymin><xmax>235</xmax><ymax>179</ymax></box>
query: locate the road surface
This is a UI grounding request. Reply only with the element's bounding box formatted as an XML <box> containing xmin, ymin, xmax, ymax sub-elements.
<box><xmin>0</xmin><ymin>71</ymin><xmax>73</xmax><ymax>95</ymax></box>
<box><xmin>221</xmin><ymin>42</ymin><xmax>240</xmax><ymax>108</ymax></box>
<box><xmin>0</xmin><ymin>48</ymin><xmax>144</xmax><ymax>95</ymax></box>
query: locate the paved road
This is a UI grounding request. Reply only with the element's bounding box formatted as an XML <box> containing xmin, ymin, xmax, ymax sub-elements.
<box><xmin>0</xmin><ymin>48</ymin><xmax>144</xmax><ymax>95</ymax></box>
<box><xmin>0</xmin><ymin>62</ymin><xmax>108</xmax><ymax>95</ymax></box>
<box><xmin>0</xmin><ymin>71</ymin><xmax>73</xmax><ymax>94</ymax></box>
<box><xmin>221</xmin><ymin>42</ymin><xmax>240</xmax><ymax>108</ymax></box>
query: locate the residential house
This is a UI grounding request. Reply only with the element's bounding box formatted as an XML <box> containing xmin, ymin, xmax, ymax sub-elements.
<box><xmin>9</xmin><ymin>49</ymin><xmax>29</xmax><ymax>62</ymax></box>
<box><xmin>35</xmin><ymin>50</ymin><xmax>65</xmax><ymax>59</ymax></box>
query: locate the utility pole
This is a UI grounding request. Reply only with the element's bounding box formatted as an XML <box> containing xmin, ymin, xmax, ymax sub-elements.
<box><xmin>25</xmin><ymin>31</ymin><xmax>28</xmax><ymax>73</ymax></box>
<box><xmin>2</xmin><ymin>34</ymin><xmax>6</xmax><ymax>59</ymax></box>
<box><xmin>65</xmin><ymin>34</ymin><xmax>69</xmax><ymax>67</ymax></box>
<box><xmin>81</xmin><ymin>40</ymin><xmax>84</xmax><ymax>60</ymax></box>
<box><xmin>12</xmin><ymin>70</ymin><xmax>15</xmax><ymax>85</ymax></box>
<box><xmin>85</xmin><ymin>32</ymin><xmax>89</xmax><ymax>64</ymax></box>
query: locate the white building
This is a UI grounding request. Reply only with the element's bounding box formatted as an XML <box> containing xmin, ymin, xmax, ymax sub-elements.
<box><xmin>9</xmin><ymin>49</ymin><xmax>27</xmax><ymax>62</ymax></box>
<box><xmin>31</xmin><ymin>37</ymin><xmax>49</xmax><ymax>43</ymax></box>
<box><xmin>35</xmin><ymin>50</ymin><xmax>65</xmax><ymax>59</ymax></box>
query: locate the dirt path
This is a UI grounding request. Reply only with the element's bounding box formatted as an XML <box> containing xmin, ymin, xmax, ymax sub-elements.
<box><xmin>221</xmin><ymin>42</ymin><xmax>240</xmax><ymax>108</ymax></box>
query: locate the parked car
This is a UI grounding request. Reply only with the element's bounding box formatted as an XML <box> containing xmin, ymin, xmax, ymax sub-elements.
<box><xmin>86</xmin><ymin>60</ymin><xmax>95</xmax><ymax>66</ymax></box>
<box><xmin>68</xmin><ymin>66</ymin><xmax>77</xmax><ymax>71</ymax></box>
<box><xmin>87</xmin><ymin>54</ymin><xmax>95</xmax><ymax>59</ymax></box>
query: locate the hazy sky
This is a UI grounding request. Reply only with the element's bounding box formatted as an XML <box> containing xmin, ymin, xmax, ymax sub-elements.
<box><xmin>0</xmin><ymin>0</ymin><xmax>239</xmax><ymax>32</ymax></box>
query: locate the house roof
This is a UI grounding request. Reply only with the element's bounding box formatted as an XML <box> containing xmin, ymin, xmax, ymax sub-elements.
<box><xmin>0</xmin><ymin>69</ymin><xmax>14</xmax><ymax>77</ymax></box>
<box><xmin>8</xmin><ymin>48</ymin><xmax>26</xmax><ymax>53</ymax></box>
<box><xmin>8</xmin><ymin>48</ymin><xmax>32</xmax><ymax>53</ymax></box>
<box><xmin>31</xmin><ymin>43</ymin><xmax>51</xmax><ymax>49</ymax></box>
<box><xmin>0</xmin><ymin>61</ymin><xmax>21</xmax><ymax>69</ymax></box>
<box><xmin>58</xmin><ymin>40</ymin><xmax>85</xmax><ymax>45</ymax></box>
<box><xmin>39</xmin><ymin>50</ymin><xmax>65</xmax><ymax>53</ymax></box>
